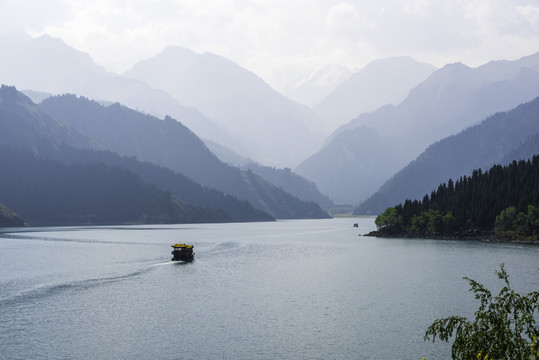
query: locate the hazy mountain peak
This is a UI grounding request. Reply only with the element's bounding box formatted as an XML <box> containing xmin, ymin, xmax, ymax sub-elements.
<box><xmin>160</xmin><ymin>45</ymin><xmax>198</xmax><ymax>59</ymax></box>
<box><xmin>125</xmin><ymin>46</ymin><xmax>326</xmax><ymax>167</ymax></box>
<box><xmin>439</xmin><ymin>62</ymin><xmax>472</xmax><ymax>74</ymax></box>
<box><xmin>313</xmin><ymin>56</ymin><xmax>436</xmax><ymax>130</ymax></box>
<box><xmin>296</xmin><ymin>64</ymin><xmax>351</xmax><ymax>87</ymax></box>
<box><xmin>361</xmin><ymin>56</ymin><xmax>432</xmax><ymax>72</ymax></box>
<box><xmin>475</xmin><ymin>52</ymin><xmax>539</xmax><ymax>81</ymax></box>
<box><xmin>0</xmin><ymin>33</ymin><xmax>111</xmax><ymax>93</ymax></box>
<box><xmin>517</xmin><ymin>51</ymin><xmax>539</xmax><ymax>67</ymax></box>
<box><xmin>302</xmin><ymin>51</ymin><xmax>539</xmax><ymax>206</ymax></box>
<box><xmin>35</xmin><ymin>33</ymin><xmax>58</xmax><ymax>42</ymax></box>
<box><xmin>0</xmin><ymin>33</ymin><xmax>232</xmax><ymax>154</ymax></box>
<box><xmin>283</xmin><ymin>64</ymin><xmax>352</xmax><ymax>107</ymax></box>
<box><xmin>355</xmin><ymin>96</ymin><xmax>539</xmax><ymax>215</ymax></box>
<box><xmin>32</xmin><ymin>34</ymin><xmax>105</xmax><ymax>71</ymax></box>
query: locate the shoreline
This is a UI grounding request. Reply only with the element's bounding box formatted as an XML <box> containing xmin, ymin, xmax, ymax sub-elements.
<box><xmin>363</xmin><ymin>230</ymin><xmax>539</xmax><ymax>244</ymax></box>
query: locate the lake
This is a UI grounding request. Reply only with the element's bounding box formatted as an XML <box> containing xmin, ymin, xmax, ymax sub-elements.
<box><xmin>1</xmin><ymin>217</ymin><xmax>538</xmax><ymax>360</ymax></box>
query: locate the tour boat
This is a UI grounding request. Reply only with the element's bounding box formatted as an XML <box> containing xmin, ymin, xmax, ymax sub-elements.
<box><xmin>171</xmin><ymin>243</ymin><xmax>195</xmax><ymax>262</ymax></box>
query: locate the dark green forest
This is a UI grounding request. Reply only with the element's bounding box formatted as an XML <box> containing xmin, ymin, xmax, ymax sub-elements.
<box><xmin>0</xmin><ymin>146</ymin><xmax>231</xmax><ymax>226</ymax></box>
<box><xmin>355</xmin><ymin>96</ymin><xmax>539</xmax><ymax>215</ymax></box>
<box><xmin>0</xmin><ymin>86</ymin><xmax>329</xmax><ymax>224</ymax></box>
<box><xmin>48</xmin><ymin>145</ymin><xmax>274</xmax><ymax>222</ymax></box>
<box><xmin>39</xmin><ymin>94</ymin><xmax>330</xmax><ymax>219</ymax></box>
<box><xmin>372</xmin><ymin>155</ymin><xmax>539</xmax><ymax>241</ymax></box>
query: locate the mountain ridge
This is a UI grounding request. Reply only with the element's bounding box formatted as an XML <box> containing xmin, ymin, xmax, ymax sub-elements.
<box><xmin>0</xmin><ymin>85</ymin><xmax>274</xmax><ymax>223</ymax></box>
<box><xmin>38</xmin><ymin>93</ymin><xmax>330</xmax><ymax>219</ymax></box>
<box><xmin>0</xmin><ymin>32</ymin><xmax>236</xmax><ymax>148</ymax></box>
<box><xmin>313</xmin><ymin>56</ymin><xmax>437</xmax><ymax>131</ymax></box>
<box><xmin>355</xmin><ymin>96</ymin><xmax>539</xmax><ymax>215</ymax></box>
<box><xmin>297</xmin><ymin>52</ymin><xmax>539</xmax><ymax>204</ymax></box>
<box><xmin>0</xmin><ymin>146</ymin><xmax>233</xmax><ymax>226</ymax></box>
<box><xmin>124</xmin><ymin>45</ymin><xmax>326</xmax><ymax>167</ymax></box>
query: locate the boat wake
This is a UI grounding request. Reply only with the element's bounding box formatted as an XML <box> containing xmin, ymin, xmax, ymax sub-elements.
<box><xmin>0</xmin><ymin>233</ymin><xmax>159</xmax><ymax>246</ymax></box>
<box><xmin>0</xmin><ymin>268</ymin><xmax>151</xmax><ymax>308</ymax></box>
<box><xmin>148</xmin><ymin>261</ymin><xmax>176</xmax><ymax>267</ymax></box>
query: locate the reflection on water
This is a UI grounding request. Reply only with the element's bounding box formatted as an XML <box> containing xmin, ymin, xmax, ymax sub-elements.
<box><xmin>1</xmin><ymin>218</ymin><xmax>538</xmax><ymax>360</ymax></box>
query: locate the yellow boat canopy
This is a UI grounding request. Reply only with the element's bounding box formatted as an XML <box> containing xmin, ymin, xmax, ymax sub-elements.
<box><xmin>172</xmin><ymin>243</ymin><xmax>193</xmax><ymax>248</ymax></box>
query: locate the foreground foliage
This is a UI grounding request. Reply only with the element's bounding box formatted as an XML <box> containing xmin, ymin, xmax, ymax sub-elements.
<box><xmin>495</xmin><ymin>205</ymin><xmax>539</xmax><ymax>239</ymax></box>
<box><xmin>424</xmin><ymin>264</ymin><xmax>539</xmax><ymax>359</ymax></box>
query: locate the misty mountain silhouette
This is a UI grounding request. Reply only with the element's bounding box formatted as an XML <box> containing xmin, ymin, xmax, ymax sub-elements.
<box><xmin>0</xmin><ymin>31</ymin><xmax>234</xmax><ymax>148</ymax></box>
<box><xmin>0</xmin><ymin>85</ymin><xmax>236</xmax><ymax>225</ymax></box>
<box><xmin>355</xmin><ymin>96</ymin><xmax>539</xmax><ymax>214</ymax></box>
<box><xmin>124</xmin><ymin>46</ymin><xmax>326</xmax><ymax>167</ymax></box>
<box><xmin>38</xmin><ymin>94</ymin><xmax>329</xmax><ymax>219</ymax></box>
<box><xmin>314</xmin><ymin>56</ymin><xmax>436</xmax><ymax>131</ymax></box>
<box><xmin>297</xmin><ymin>52</ymin><xmax>539</xmax><ymax>204</ymax></box>
<box><xmin>205</xmin><ymin>139</ymin><xmax>334</xmax><ymax>209</ymax></box>
<box><xmin>281</xmin><ymin>64</ymin><xmax>352</xmax><ymax>108</ymax></box>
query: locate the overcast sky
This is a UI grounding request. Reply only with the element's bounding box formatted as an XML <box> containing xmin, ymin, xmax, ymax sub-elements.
<box><xmin>1</xmin><ymin>0</ymin><xmax>539</xmax><ymax>90</ymax></box>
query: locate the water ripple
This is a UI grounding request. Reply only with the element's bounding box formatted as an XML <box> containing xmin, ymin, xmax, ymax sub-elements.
<box><xmin>0</xmin><ymin>267</ymin><xmax>150</xmax><ymax>308</ymax></box>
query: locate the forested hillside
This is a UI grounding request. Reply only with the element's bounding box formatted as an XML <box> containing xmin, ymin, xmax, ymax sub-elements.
<box><xmin>0</xmin><ymin>147</ymin><xmax>231</xmax><ymax>226</ymax></box>
<box><xmin>0</xmin><ymin>85</ymin><xmax>95</xmax><ymax>153</ymax></box>
<box><xmin>300</xmin><ymin>53</ymin><xmax>539</xmax><ymax>205</ymax></box>
<box><xmin>0</xmin><ymin>85</ymin><xmax>278</xmax><ymax>224</ymax></box>
<box><xmin>369</xmin><ymin>156</ymin><xmax>539</xmax><ymax>241</ymax></box>
<box><xmin>355</xmin><ymin>96</ymin><xmax>539</xmax><ymax>215</ymax></box>
<box><xmin>50</xmin><ymin>145</ymin><xmax>274</xmax><ymax>222</ymax></box>
<box><xmin>40</xmin><ymin>94</ymin><xmax>329</xmax><ymax>219</ymax></box>
<box><xmin>204</xmin><ymin>139</ymin><xmax>333</xmax><ymax>209</ymax></box>
<box><xmin>241</xmin><ymin>163</ymin><xmax>334</xmax><ymax>209</ymax></box>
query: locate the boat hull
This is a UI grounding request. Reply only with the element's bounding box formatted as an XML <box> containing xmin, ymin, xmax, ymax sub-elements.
<box><xmin>171</xmin><ymin>244</ymin><xmax>194</xmax><ymax>261</ymax></box>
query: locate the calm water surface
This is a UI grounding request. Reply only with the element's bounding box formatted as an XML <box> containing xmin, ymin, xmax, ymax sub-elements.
<box><xmin>1</xmin><ymin>218</ymin><xmax>538</xmax><ymax>360</ymax></box>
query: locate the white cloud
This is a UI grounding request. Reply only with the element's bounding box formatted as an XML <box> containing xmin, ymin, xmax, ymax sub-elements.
<box><xmin>1</xmin><ymin>0</ymin><xmax>538</xmax><ymax>90</ymax></box>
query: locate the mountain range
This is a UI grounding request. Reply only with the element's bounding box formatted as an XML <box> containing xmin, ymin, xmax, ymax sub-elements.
<box><xmin>0</xmin><ymin>31</ymin><xmax>234</xmax><ymax>150</ymax></box>
<box><xmin>0</xmin><ymin>85</ymin><xmax>260</xmax><ymax>224</ymax></box>
<box><xmin>355</xmin><ymin>96</ymin><xmax>539</xmax><ymax>215</ymax></box>
<box><xmin>313</xmin><ymin>57</ymin><xmax>437</xmax><ymax>131</ymax></box>
<box><xmin>281</xmin><ymin>64</ymin><xmax>353</xmax><ymax>108</ymax></box>
<box><xmin>124</xmin><ymin>46</ymin><xmax>326</xmax><ymax>166</ymax></box>
<box><xmin>202</xmin><ymin>140</ymin><xmax>334</xmax><ymax>208</ymax></box>
<box><xmin>38</xmin><ymin>93</ymin><xmax>329</xmax><ymax>219</ymax></box>
<box><xmin>0</xmin><ymin>31</ymin><xmax>334</xmax><ymax>208</ymax></box>
<box><xmin>0</xmin><ymin>145</ymin><xmax>234</xmax><ymax>226</ymax></box>
<box><xmin>0</xmin><ymin>85</ymin><xmax>329</xmax><ymax>225</ymax></box>
<box><xmin>1</xmin><ymin>30</ymin><xmax>538</xmax><ymax>217</ymax></box>
<box><xmin>296</xmin><ymin>52</ymin><xmax>539</xmax><ymax>204</ymax></box>
<box><xmin>0</xmin><ymin>85</ymin><xmax>234</xmax><ymax>225</ymax></box>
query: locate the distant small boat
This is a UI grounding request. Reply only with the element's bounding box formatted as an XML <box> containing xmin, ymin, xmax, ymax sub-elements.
<box><xmin>171</xmin><ymin>243</ymin><xmax>195</xmax><ymax>262</ymax></box>
<box><xmin>353</xmin><ymin>223</ymin><xmax>358</xmax><ymax>228</ymax></box>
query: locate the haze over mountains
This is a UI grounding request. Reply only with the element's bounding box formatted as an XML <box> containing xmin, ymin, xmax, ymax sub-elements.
<box><xmin>355</xmin><ymin>96</ymin><xmax>539</xmax><ymax>214</ymax></box>
<box><xmin>297</xmin><ymin>53</ymin><xmax>539</xmax><ymax>204</ymax></box>
<box><xmin>1</xmin><ymin>30</ymin><xmax>538</xmax><ymax>220</ymax></box>
<box><xmin>0</xmin><ymin>31</ymin><xmax>232</xmax><ymax>150</ymax></box>
<box><xmin>281</xmin><ymin>64</ymin><xmax>353</xmax><ymax>108</ymax></box>
<box><xmin>0</xmin><ymin>85</ymin><xmax>332</xmax><ymax>225</ymax></box>
<box><xmin>314</xmin><ymin>57</ymin><xmax>437</xmax><ymax>129</ymax></box>
<box><xmin>37</xmin><ymin>93</ymin><xmax>329</xmax><ymax>220</ymax></box>
<box><xmin>124</xmin><ymin>46</ymin><xmax>326</xmax><ymax>166</ymax></box>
